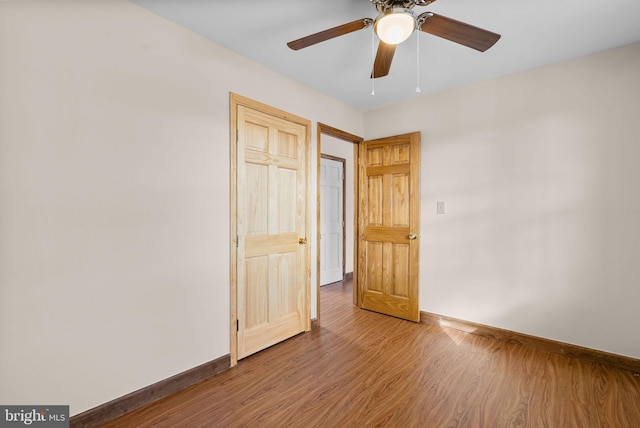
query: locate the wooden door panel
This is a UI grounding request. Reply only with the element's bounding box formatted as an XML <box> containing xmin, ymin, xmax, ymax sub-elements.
<box><xmin>245</xmin><ymin>151</ymin><xmax>299</xmax><ymax>170</ymax></box>
<box><xmin>245</xmin><ymin>163</ymin><xmax>268</xmax><ymax>233</ymax></box>
<box><xmin>277</xmin><ymin>130</ymin><xmax>298</xmax><ymax>158</ymax></box>
<box><xmin>244</xmin><ymin>234</ymin><xmax>298</xmax><ymax>258</ymax></box>
<box><xmin>365</xmin><ymin>241</ymin><xmax>384</xmax><ymax>292</ymax></box>
<box><xmin>361</xmin><ymin>292</ymin><xmax>411</xmax><ymax>318</ymax></box>
<box><xmin>277</xmin><ymin>168</ymin><xmax>297</xmax><ymax>232</ymax></box>
<box><xmin>367</xmin><ymin>147</ymin><xmax>384</xmax><ymax>165</ymax></box>
<box><xmin>391</xmin><ymin>173</ymin><xmax>410</xmax><ymax>227</ymax></box>
<box><xmin>358</xmin><ymin>132</ymin><xmax>420</xmax><ymax>322</ymax></box>
<box><xmin>245</xmin><ymin>257</ymin><xmax>269</xmax><ymax>327</ymax></box>
<box><xmin>277</xmin><ymin>253</ymin><xmax>297</xmax><ymax>316</ymax></box>
<box><xmin>390</xmin><ymin>143</ymin><xmax>411</xmax><ymax>164</ymax></box>
<box><xmin>245</xmin><ymin>121</ymin><xmax>269</xmax><ymax>151</ymax></box>
<box><xmin>367</xmin><ymin>175</ymin><xmax>383</xmax><ymax>225</ymax></box>
<box><xmin>391</xmin><ymin>243</ymin><xmax>410</xmax><ymax>297</ymax></box>
<box><xmin>362</xmin><ymin>243</ymin><xmax>410</xmax><ymax>294</ymax></box>
<box><xmin>364</xmin><ymin>226</ymin><xmax>410</xmax><ymax>242</ymax></box>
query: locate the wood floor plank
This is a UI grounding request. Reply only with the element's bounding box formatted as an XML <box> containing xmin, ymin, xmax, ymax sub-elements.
<box><xmin>99</xmin><ymin>280</ymin><xmax>640</xmax><ymax>427</ymax></box>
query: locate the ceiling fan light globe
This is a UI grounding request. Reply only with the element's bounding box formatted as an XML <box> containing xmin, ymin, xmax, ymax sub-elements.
<box><xmin>375</xmin><ymin>11</ymin><xmax>415</xmax><ymax>45</ymax></box>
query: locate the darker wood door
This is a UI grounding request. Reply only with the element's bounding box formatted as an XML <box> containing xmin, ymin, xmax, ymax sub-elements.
<box><xmin>357</xmin><ymin>132</ymin><xmax>421</xmax><ymax>322</ymax></box>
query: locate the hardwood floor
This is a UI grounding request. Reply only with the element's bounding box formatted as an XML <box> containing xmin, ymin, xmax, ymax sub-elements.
<box><xmin>101</xmin><ymin>280</ymin><xmax>640</xmax><ymax>427</ymax></box>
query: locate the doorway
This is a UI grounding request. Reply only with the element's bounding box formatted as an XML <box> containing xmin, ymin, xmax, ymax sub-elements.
<box><xmin>317</xmin><ymin>127</ymin><xmax>422</xmax><ymax>326</ymax></box>
<box><xmin>316</xmin><ymin>123</ymin><xmax>362</xmax><ymax>326</ymax></box>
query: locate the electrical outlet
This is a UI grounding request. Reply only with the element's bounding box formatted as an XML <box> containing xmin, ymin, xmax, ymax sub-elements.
<box><xmin>437</xmin><ymin>201</ymin><xmax>445</xmax><ymax>214</ymax></box>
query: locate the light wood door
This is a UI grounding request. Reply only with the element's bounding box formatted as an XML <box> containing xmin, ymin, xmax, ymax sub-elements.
<box><xmin>236</xmin><ymin>103</ymin><xmax>309</xmax><ymax>359</ymax></box>
<box><xmin>320</xmin><ymin>157</ymin><xmax>344</xmax><ymax>285</ymax></box>
<box><xmin>358</xmin><ymin>132</ymin><xmax>420</xmax><ymax>322</ymax></box>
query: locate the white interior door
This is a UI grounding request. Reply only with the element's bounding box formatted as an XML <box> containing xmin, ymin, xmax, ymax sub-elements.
<box><xmin>320</xmin><ymin>156</ymin><xmax>344</xmax><ymax>285</ymax></box>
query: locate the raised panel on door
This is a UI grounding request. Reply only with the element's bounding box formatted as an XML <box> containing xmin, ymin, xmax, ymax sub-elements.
<box><xmin>358</xmin><ymin>132</ymin><xmax>420</xmax><ymax>322</ymax></box>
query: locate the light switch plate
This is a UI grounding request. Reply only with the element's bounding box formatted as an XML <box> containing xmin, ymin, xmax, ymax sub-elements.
<box><xmin>437</xmin><ymin>201</ymin><xmax>445</xmax><ymax>214</ymax></box>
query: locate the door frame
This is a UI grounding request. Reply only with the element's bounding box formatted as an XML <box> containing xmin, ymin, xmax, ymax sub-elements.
<box><xmin>316</xmin><ymin>123</ymin><xmax>363</xmax><ymax>327</ymax></box>
<box><xmin>319</xmin><ymin>154</ymin><xmax>346</xmax><ymax>286</ymax></box>
<box><xmin>230</xmin><ymin>93</ymin><xmax>311</xmax><ymax>366</ymax></box>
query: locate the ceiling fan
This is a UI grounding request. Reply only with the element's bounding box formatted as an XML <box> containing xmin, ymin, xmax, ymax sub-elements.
<box><xmin>287</xmin><ymin>0</ymin><xmax>501</xmax><ymax>78</ymax></box>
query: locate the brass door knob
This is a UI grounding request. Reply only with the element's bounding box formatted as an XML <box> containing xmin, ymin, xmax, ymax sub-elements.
<box><xmin>298</xmin><ymin>237</ymin><xmax>307</xmax><ymax>245</ymax></box>
<box><xmin>408</xmin><ymin>234</ymin><xmax>418</xmax><ymax>240</ymax></box>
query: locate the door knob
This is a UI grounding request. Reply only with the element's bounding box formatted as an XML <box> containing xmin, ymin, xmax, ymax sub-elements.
<box><xmin>408</xmin><ymin>234</ymin><xmax>418</xmax><ymax>240</ymax></box>
<box><xmin>298</xmin><ymin>237</ymin><xmax>307</xmax><ymax>245</ymax></box>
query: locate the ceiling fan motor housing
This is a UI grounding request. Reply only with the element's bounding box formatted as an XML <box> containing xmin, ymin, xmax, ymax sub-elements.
<box><xmin>371</xmin><ymin>0</ymin><xmax>436</xmax><ymax>13</ymax></box>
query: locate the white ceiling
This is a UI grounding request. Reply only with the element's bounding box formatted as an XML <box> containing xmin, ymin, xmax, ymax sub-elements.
<box><xmin>131</xmin><ymin>0</ymin><xmax>640</xmax><ymax>112</ymax></box>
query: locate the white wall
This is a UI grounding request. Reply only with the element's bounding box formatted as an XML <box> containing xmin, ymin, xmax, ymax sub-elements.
<box><xmin>364</xmin><ymin>42</ymin><xmax>640</xmax><ymax>359</ymax></box>
<box><xmin>0</xmin><ymin>0</ymin><xmax>362</xmax><ymax>415</ymax></box>
<box><xmin>2</xmin><ymin>0</ymin><xmax>638</xmax><ymax>416</ymax></box>
<box><xmin>320</xmin><ymin>135</ymin><xmax>356</xmax><ymax>274</ymax></box>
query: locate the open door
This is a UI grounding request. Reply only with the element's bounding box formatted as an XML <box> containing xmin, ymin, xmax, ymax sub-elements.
<box><xmin>357</xmin><ymin>132</ymin><xmax>421</xmax><ymax>322</ymax></box>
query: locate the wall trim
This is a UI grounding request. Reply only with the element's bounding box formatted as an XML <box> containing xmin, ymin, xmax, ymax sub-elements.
<box><xmin>70</xmin><ymin>354</ymin><xmax>231</xmax><ymax>428</ymax></box>
<box><xmin>421</xmin><ymin>311</ymin><xmax>640</xmax><ymax>374</ymax></box>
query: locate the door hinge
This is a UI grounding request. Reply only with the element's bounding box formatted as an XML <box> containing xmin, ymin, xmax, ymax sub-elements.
<box><xmin>236</xmin><ymin>235</ymin><xmax>239</xmax><ymax>248</ymax></box>
<box><xmin>236</xmin><ymin>319</ymin><xmax>239</xmax><ymax>332</ymax></box>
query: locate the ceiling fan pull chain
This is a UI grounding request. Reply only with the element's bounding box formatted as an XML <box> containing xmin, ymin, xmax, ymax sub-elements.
<box><xmin>416</xmin><ymin>30</ymin><xmax>421</xmax><ymax>93</ymax></box>
<box><xmin>371</xmin><ymin>26</ymin><xmax>376</xmax><ymax>96</ymax></box>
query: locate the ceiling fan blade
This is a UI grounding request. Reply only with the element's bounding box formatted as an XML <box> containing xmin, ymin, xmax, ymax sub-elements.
<box><xmin>371</xmin><ymin>41</ymin><xmax>396</xmax><ymax>78</ymax></box>
<box><xmin>418</xmin><ymin>13</ymin><xmax>501</xmax><ymax>52</ymax></box>
<box><xmin>287</xmin><ymin>18</ymin><xmax>372</xmax><ymax>51</ymax></box>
